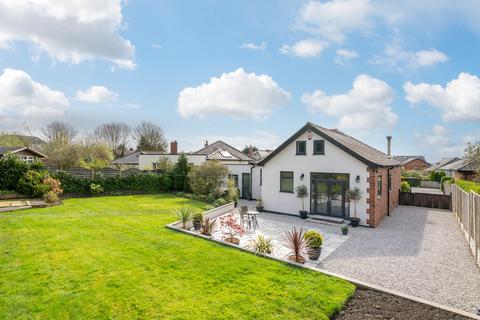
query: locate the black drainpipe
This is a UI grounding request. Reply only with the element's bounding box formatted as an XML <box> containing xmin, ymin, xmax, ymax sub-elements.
<box><xmin>387</xmin><ymin>167</ymin><xmax>391</xmax><ymax>216</ymax></box>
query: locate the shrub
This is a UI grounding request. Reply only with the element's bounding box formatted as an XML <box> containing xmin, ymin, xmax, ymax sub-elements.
<box><xmin>400</xmin><ymin>181</ymin><xmax>411</xmax><ymax>192</ymax></box>
<box><xmin>401</xmin><ymin>177</ymin><xmax>420</xmax><ymax>187</ymax></box>
<box><xmin>251</xmin><ymin>234</ymin><xmax>273</xmax><ymax>255</ymax></box>
<box><xmin>429</xmin><ymin>170</ymin><xmax>446</xmax><ymax>182</ymax></box>
<box><xmin>218</xmin><ymin>213</ymin><xmax>244</xmax><ymax>241</ymax></box>
<box><xmin>284</xmin><ymin>227</ymin><xmax>307</xmax><ymax>263</ymax></box>
<box><xmin>0</xmin><ymin>154</ymin><xmax>44</xmax><ymax>191</ymax></box>
<box><xmin>89</xmin><ymin>183</ymin><xmax>104</xmax><ymax>194</ymax></box>
<box><xmin>173</xmin><ymin>208</ymin><xmax>193</xmax><ymax>229</ymax></box>
<box><xmin>200</xmin><ymin>217</ymin><xmax>216</xmax><ymax>236</ymax></box>
<box><xmin>226</xmin><ymin>179</ymin><xmax>239</xmax><ymax>204</ymax></box>
<box><xmin>202</xmin><ymin>204</ymin><xmax>215</xmax><ymax>211</ymax></box>
<box><xmin>188</xmin><ymin>161</ymin><xmax>228</xmax><ymax>197</ymax></box>
<box><xmin>17</xmin><ymin>170</ymin><xmax>50</xmax><ymax>196</ymax></box>
<box><xmin>213</xmin><ymin>198</ymin><xmax>227</xmax><ymax>207</ymax></box>
<box><xmin>43</xmin><ymin>177</ymin><xmax>63</xmax><ymax>195</ymax></box>
<box><xmin>304</xmin><ymin>230</ymin><xmax>323</xmax><ymax>248</ymax></box>
<box><xmin>176</xmin><ymin>191</ymin><xmax>186</xmax><ymax>197</ymax></box>
<box><xmin>43</xmin><ymin>191</ymin><xmax>59</xmax><ymax>204</ymax></box>
<box><xmin>456</xmin><ymin>179</ymin><xmax>480</xmax><ymax>193</ymax></box>
<box><xmin>440</xmin><ymin>176</ymin><xmax>454</xmax><ymax>191</ymax></box>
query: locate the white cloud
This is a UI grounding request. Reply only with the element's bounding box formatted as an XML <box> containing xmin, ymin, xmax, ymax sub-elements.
<box><xmin>152</xmin><ymin>44</ymin><xmax>162</xmax><ymax>49</ymax></box>
<box><xmin>404</xmin><ymin>72</ymin><xmax>480</xmax><ymax>121</ymax></box>
<box><xmin>414</xmin><ymin>125</ymin><xmax>448</xmax><ymax>146</ymax></box>
<box><xmin>302</xmin><ymin>74</ymin><xmax>398</xmax><ymax>130</ymax></box>
<box><xmin>0</xmin><ymin>1</ymin><xmax>135</xmax><ymax>69</ymax></box>
<box><xmin>296</xmin><ymin>0</ymin><xmax>373</xmax><ymax>43</ymax></box>
<box><xmin>335</xmin><ymin>49</ymin><xmax>358</xmax><ymax>64</ymax></box>
<box><xmin>76</xmin><ymin>86</ymin><xmax>118</xmax><ymax>103</ymax></box>
<box><xmin>374</xmin><ymin>41</ymin><xmax>447</xmax><ymax>70</ymax></box>
<box><xmin>0</xmin><ymin>68</ymin><xmax>69</xmax><ymax>125</ymax></box>
<box><xmin>280</xmin><ymin>39</ymin><xmax>327</xmax><ymax>58</ymax></box>
<box><xmin>177</xmin><ymin>68</ymin><xmax>290</xmax><ymax>120</ymax></box>
<box><xmin>241</xmin><ymin>42</ymin><xmax>267</xmax><ymax>50</ymax></box>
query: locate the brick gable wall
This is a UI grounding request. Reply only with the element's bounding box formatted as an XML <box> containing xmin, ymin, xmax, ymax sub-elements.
<box><xmin>366</xmin><ymin>166</ymin><xmax>400</xmax><ymax>227</ymax></box>
<box><xmin>403</xmin><ymin>159</ymin><xmax>429</xmax><ymax>171</ymax></box>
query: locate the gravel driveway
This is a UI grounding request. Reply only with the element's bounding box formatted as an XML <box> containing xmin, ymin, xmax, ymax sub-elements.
<box><xmin>320</xmin><ymin>206</ymin><xmax>480</xmax><ymax>314</ymax></box>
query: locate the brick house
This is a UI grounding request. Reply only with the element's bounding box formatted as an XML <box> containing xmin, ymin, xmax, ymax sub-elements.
<box><xmin>256</xmin><ymin>122</ymin><xmax>401</xmax><ymax>227</ymax></box>
<box><xmin>393</xmin><ymin>156</ymin><xmax>430</xmax><ymax>171</ymax></box>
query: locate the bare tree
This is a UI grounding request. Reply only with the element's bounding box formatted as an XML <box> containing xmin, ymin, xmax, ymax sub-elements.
<box><xmin>42</xmin><ymin>121</ymin><xmax>77</xmax><ymax>145</ymax></box>
<box><xmin>134</xmin><ymin>121</ymin><xmax>167</xmax><ymax>151</ymax></box>
<box><xmin>94</xmin><ymin>122</ymin><xmax>130</xmax><ymax>156</ymax></box>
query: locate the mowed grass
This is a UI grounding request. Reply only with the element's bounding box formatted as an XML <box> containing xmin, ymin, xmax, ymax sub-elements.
<box><xmin>0</xmin><ymin>194</ymin><xmax>354</xmax><ymax>319</ymax></box>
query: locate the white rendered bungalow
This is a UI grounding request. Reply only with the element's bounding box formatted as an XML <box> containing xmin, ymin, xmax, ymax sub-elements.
<box><xmin>256</xmin><ymin>122</ymin><xmax>401</xmax><ymax>227</ymax></box>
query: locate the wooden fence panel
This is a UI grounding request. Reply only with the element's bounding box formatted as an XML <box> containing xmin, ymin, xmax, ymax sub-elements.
<box><xmin>399</xmin><ymin>192</ymin><xmax>451</xmax><ymax>210</ymax></box>
<box><xmin>451</xmin><ymin>184</ymin><xmax>479</xmax><ymax>267</ymax></box>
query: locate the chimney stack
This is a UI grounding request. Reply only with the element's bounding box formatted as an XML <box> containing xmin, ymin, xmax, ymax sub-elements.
<box><xmin>386</xmin><ymin>136</ymin><xmax>392</xmax><ymax>157</ymax></box>
<box><xmin>170</xmin><ymin>140</ymin><xmax>178</xmax><ymax>155</ymax></box>
<box><xmin>204</xmin><ymin>140</ymin><xmax>208</xmax><ymax>147</ymax></box>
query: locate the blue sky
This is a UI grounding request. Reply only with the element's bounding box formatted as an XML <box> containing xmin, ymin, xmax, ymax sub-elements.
<box><xmin>0</xmin><ymin>0</ymin><xmax>479</xmax><ymax>162</ymax></box>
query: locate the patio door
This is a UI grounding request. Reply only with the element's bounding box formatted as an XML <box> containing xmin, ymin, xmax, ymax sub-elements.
<box><xmin>241</xmin><ymin>173</ymin><xmax>251</xmax><ymax>200</ymax></box>
<box><xmin>311</xmin><ymin>179</ymin><xmax>347</xmax><ymax>218</ymax></box>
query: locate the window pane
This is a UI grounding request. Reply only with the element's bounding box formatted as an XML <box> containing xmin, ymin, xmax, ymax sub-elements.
<box><xmin>377</xmin><ymin>175</ymin><xmax>382</xmax><ymax>196</ymax></box>
<box><xmin>296</xmin><ymin>141</ymin><xmax>306</xmax><ymax>155</ymax></box>
<box><xmin>314</xmin><ymin>140</ymin><xmax>325</xmax><ymax>154</ymax></box>
<box><xmin>280</xmin><ymin>171</ymin><xmax>294</xmax><ymax>192</ymax></box>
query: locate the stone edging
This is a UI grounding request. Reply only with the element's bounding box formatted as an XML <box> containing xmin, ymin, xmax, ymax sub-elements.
<box><xmin>166</xmin><ymin>221</ymin><xmax>480</xmax><ymax>320</ymax></box>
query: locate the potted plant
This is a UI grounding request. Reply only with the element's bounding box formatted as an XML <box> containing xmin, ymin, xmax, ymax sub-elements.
<box><xmin>191</xmin><ymin>212</ymin><xmax>203</xmax><ymax>230</ymax></box>
<box><xmin>347</xmin><ymin>187</ymin><xmax>362</xmax><ymax>227</ymax></box>
<box><xmin>256</xmin><ymin>199</ymin><xmax>263</xmax><ymax>212</ymax></box>
<box><xmin>341</xmin><ymin>225</ymin><xmax>349</xmax><ymax>235</ymax></box>
<box><xmin>295</xmin><ymin>185</ymin><xmax>309</xmax><ymax>219</ymax></box>
<box><xmin>284</xmin><ymin>227</ymin><xmax>307</xmax><ymax>264</ymax></box>
<box><xmin>218</xmin><ymin>213</ymin><xmax>244</xmax><ymax>244</ymax></box>
<box><xmin>304</xmin><ymin>230</ymin><xmax>323</xmax><ymax>260</ymax></box>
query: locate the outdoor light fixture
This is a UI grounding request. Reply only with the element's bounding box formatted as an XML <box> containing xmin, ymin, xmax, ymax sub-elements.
<box><xmin>300</xmin><ymin>173</ymin><xmax>305</xmax><ymax>180</ymax></box>
<box><xmin>355</xmin><ymin>175</ymin><xmax>360</xmax><ymax>183</ymax></box>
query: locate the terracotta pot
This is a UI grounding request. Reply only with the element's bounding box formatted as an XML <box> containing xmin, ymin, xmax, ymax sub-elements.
<box><xmin>288</xmin><ymin>254</ymin><xmax>306</xmax><ymax>264</ymax></box>
<box><xmin>225</xmin><ymin>237</ymin><xmax>240</xmax><ymax>245</ymax></box>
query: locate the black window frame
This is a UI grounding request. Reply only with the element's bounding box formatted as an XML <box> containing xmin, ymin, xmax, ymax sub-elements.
<box><xmin>228</xmin><ymin>174</ymin><xmax>239</xmax><ymax>188</ymax></box>
<box><xmin>313</xmin><ymin>139</ymin><xmax>325</xmax><ymax>155</ymax></box>
<box><xmin>280</xmin><ymin>171</ymin><xmax>294</xmax><ymax>193</ymax></box>
<box><xmin>296</xmin><ymin>141</ymin><xmax>306</xmax><ymax>155</ymax></box>
<box><xmin>377</xmin><ymin>174</ymin><xmax>383</xmax><ymax>197</ymax></box>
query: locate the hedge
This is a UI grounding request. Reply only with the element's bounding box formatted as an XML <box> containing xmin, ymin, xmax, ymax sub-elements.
<box><xmin>455</xmin><ymin>179</ymin><xmax>480</xmax><ymax>193</ymax></box>
<box><xmin>400</xmin><ymin>177</ymin><xmax>420</xmax><ymax>187</ymax></box>
<box><xmin>440</xmin><ymin>176</ymin><xmax>454</xmax><ymax>191</ymax></box>
<box><xmin>52</xmin><ymin>172</ymin><xmax>174</xmax><ymax>194</ymax></box>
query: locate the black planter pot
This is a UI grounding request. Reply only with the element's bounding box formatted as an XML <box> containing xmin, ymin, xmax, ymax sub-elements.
<box><xmin>299</xmin><ymin>210</ymin><xmax>308</xmax><ymax>219</ymax></box>
<box><xmin>341</xmin><ymin>228</ymin><xmax>348</xmax><ymax>235</ymax></box>
<box><xmin>193</xmin><ymin>220</ymin><xmax>202</xmax><ymax>230</ymax></box>
<box><xmin>350</xmin><ymin>217</ymin><xmax>360</xmax><ymax>227</ymax></box>
<box><xmin>307</xmin><ymin>247</ymin><xmax>322</xmax><ymax>260</ymax></box>
<box><xmin>256</xmin><ymin>206</ymin><xmax>263</xmax><ymax>212</ymax></box>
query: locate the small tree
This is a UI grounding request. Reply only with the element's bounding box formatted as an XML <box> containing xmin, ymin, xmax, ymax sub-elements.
<box><xmin>173</xmin><ymin>154</ymin><xmax>190</xmax><ymax>191</ymax></box>
<box><xmin>347</xmin><ymin>187</ymin><xmax>362</xmax><ymax>219</ymax></box>
<box><xmin>188</xmin><ymin>161</ymin><xmax>228</xmax><ymax>196</ymax></box>
<box><xmin>219</xmin><ymin>213</ymin><xmax>244</xmax><ymax>242</ymax></box>
<box><xmin>295</xmin><ymin>185</ymin><xmax>308</xmax><ymax>212</ymax></box>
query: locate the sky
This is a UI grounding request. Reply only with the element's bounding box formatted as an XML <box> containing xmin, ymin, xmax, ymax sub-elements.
<box><xmin>0</xmin><ymin>0</ymin><xmax>479</xmax><ymax>162</ymax></box>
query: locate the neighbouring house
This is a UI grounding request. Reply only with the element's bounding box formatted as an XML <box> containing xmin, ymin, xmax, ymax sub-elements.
<box><xmin>250</xmin><ymin>149</ymin><xmax>272</xmax><ymax>160</ymax></box>
<box><xmin>0</xmin><ymin>146</ymin><xmax>47</xmax><ymax>163</ymax></box>
<box><xmin>427</xmin><ymin>157</ymin><xmax>460</xmax><ymax>173</ymax></box>
<box><xmin>393</xmin><ymin>155</ymin><xmax>430</xmax><ymax>171</ymax></box>
<box><xmin>111</xmin><ymin>151</ymin><xmax>141</xmax><ymax>169</ymax></box>
<box><xmin>255</xmin><ymin>122</ymin><xmax>401</xmax><ymax>227</ymax></box>
<box><xmin>441</xmin><ymin>158</ymin><xmax>479</xmax><ymax>181</ymax></box>
<box><xmin>13</xmin><ymin>135</ymin><xmax>46</xmax><ymax>150</ymax></box>
<box><xmin>137</xmin><ymin>140</ymin><xmax>254</xmax><ymax>198</ymax></box>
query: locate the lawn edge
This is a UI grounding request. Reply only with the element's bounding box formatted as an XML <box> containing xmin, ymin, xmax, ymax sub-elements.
<box><xmin>166</xmin><ymin>221</ymin><xmax>480</xmax><ymax>320</ymax></box>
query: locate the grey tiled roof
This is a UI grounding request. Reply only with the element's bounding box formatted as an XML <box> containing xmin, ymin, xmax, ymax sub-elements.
<box><xmin>429</xmin><ymin>157</ymin><xmax>461</xmax><ymax>171</ymax></box>
<box><xmin>393</xmin><ymin>155</ymin><xmax>427</xmax><ymax>164</ymax></box>
<box><xmin>194</xmin><ymin>140</ymin><xmax>253</xmax><ymax>161</ymax></box>
<box><xmin>0</xmin><ymin>146</ymin><xmax>22</xmax><ymax>155</ymax></box>
<box><xmin>309</xmin><ymin>123</ymin><xmax>400</xmax><ymax>167</ymax></box>
<box><xmin>111</xmin><ymin>152</ymin><xmax>140</xmax><ymax>165</ymax></box>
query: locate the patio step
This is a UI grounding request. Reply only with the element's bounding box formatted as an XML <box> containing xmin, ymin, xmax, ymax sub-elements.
<box><xmin>306</xmin><ymin>216</ymin><xmax>347</xmax><ymax>226</ymax></box>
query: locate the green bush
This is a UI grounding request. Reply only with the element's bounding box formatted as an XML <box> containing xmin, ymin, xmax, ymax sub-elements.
<box><xmin>0</xmin><ymin>154</ymin><xmax>45</xmax><ymax>191</ymax></box>
<box><xmin>429</xmin><ymin>170</ymin><xmax>446</xmax><ymax>182</ymax></box>
<box><xmin>89</xmin><ymin>183</ymin><xmax>104</xmax><ymax>194</ymax></box>
<box><xmin>43</xmin><ymin>191</ymin><xmax>59</xmax><ymax>203</ymax></box>
<box><xmin>213</xmin><ymin>198</ymin><xmax>227</xmax><ymax>207</ymax></box>
<box><xmin>202</xmin><ymin>204</ymin><xmax>215</xmax><ymax>211</ymax></box>
<box><xmin>17</xmin><ymin>170</ymin><xmax>51</xmax><ymax>196</ymax></box>
<box><xmin>401</xmin><ymin>177</ymin><xmax>420</xmax><ymax>187</ymax></box>
<box><xmin>304</xmin><ymin>230</ymin><xmax>323</xmax><ymax>248</ymax></box>
<box><xmin>400</xmin><ymin>181</ymin><xmax>411</xmax><ymax>192</ymax></box>
<box><xmin>456</xmin><ymin>179</ymin><xmax>480</xmax><ymax>193</ymax></box>
<box><xmin>440</xmin><ymin>176</ymin><xmax>454</xmax><ymax>191</ymax></box>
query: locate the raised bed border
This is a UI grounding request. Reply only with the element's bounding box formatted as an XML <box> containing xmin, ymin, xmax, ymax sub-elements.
<box><xmin>166</xmin><ymin>202</ymin><xmax>480</xmax><ymax>320</ymax></box>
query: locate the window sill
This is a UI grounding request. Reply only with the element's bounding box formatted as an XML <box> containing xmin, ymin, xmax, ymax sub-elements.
<box><xmin>295</xmin><ymin>154</ymin><xmax>306</xmax><ymax>156</ymax></box>
<box><xmin>280</xmin><ymin>190</ymin><xmax>294</xmax><ymax>193</ymax></box>
<box><xmin>312</xmin><ymin>153</ymin><xmax>325</xmax><ymax>155</ymax></box>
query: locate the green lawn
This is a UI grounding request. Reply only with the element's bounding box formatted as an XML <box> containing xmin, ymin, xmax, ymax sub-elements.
<box><xmin>0</xmin><ymin>194</ymin><xmax>354</xmax><ymax>319</ymax></box>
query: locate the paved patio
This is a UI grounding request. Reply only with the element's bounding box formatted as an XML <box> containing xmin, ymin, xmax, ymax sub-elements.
<box><xmin>212</xmin><ymin>201</ymin><xmax>350</xmax><ymax>265</ymax></box>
